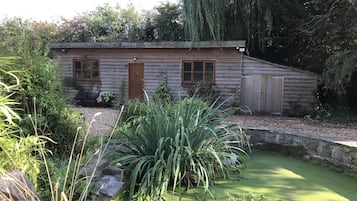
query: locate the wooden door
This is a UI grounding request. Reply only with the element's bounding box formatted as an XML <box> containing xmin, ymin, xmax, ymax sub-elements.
<box><xmin>241</xmin><ymin>75</ymin><xmax>283</xmax><ymax>114</ymax></box>
<box><xmin>262</xmin><ymin>76</ymin><xmax>283</xmax><ymax>114</ymax></box>
<box><xmin>241</xmin><ymin>75</ymin><xmax>261</xmax><ymax>112</ymax></box>
<box><xmin>129</xmin><ymin>63</ymin><xmax>144</xmax><ymax>100</ymax></box>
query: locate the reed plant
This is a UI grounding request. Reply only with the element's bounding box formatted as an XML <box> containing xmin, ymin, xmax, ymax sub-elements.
<box><xmin>112</xmin><ymin>98</ymin><xmax>250</xmax><ymax>200</ymax></box>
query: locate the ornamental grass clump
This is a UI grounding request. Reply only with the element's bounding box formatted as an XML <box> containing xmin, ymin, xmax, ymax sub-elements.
<box><xmin>112</xmin><ymin>98</ymin><xmax>249</xmax><ymax>200</ymax></box>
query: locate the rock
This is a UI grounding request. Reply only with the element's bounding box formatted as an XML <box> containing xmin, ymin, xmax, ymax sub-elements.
<box><xmin>92</xmin><ymin>166</ymin><xmax>125</xmax><ymax>199</ymax></box>
<box><xmin>331</xmin><ymin>146</ymin><xmax>352</xmax><ymax>164</ymax></box>
<box><xmin>96</xmin><ymin>175</ymin><xmax>124</xmax><ymax>198</ymax></box>
<box><xmin>102</xmin><ymin>167</ymin><xmax>124</xmax><ymax>178</ymax></box>
<box><xmin>222</xmin><ymin>153</ymin><xmax>239</xmax><ymax>166</ymax></box>
<box><xmin>80</xmin><ymin>157</ymin><xmax>109</xmax><ymax>177</ymax></box>
<box><xmin>0</xmin><ymin>170</ymin><xmax>40</xmax><ymax>201</ymax></box>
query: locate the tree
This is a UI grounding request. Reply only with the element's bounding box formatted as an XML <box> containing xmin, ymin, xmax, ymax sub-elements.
<box><xmin>154</xmin><ymin>2</ymin><xmax>184</xmax><ymax>41</ymax></box>
<box><xmin>119</xmin><ymin>3</ymin><xmax>143</xmax><ymax>41</ymax></box>
<box><xmin>85</xmin><ymin>3</ymin><xmax>123</xmax><ymax>42</ymax></box>
<box><xmin>181</xmin><ymin>0</ymin><xmax>282</xmax><ymax>52</ymax></box>
<box><xmin>298</xmin><ymin>0</ymin><xmax>357</xmax><ymax>105</ymax></box>
<box><xmin>181</xmin><ymin>0</ymin><xmax>357</xmax><ymax>108</ymax></box>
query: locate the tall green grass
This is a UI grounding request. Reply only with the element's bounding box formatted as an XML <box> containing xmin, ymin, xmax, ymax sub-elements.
<box><xmin>112</xmin><ymin>98</ymin><xmax>250</xmax><ymax>200</ymax></box>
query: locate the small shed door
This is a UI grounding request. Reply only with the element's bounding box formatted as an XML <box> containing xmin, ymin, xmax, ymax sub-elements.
<box><xmin>241</xmin><ymin>75</ymin><xmax>283</xmax><ymax>114</ymax></box>
<box><xmin>241</xmin><ymin>75</ymin><xmax>261</xmax><ymax>112</ymax></box>
<box><xmin>129</xmin><ymin>63</ymin><xmax>144</xmax><ymax>100</ymax></box>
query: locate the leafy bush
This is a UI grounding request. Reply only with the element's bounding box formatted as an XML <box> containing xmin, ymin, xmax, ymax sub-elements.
<box><xmin>187</xmin><ymin>83</ymin><xmax>220</xmax><ymax>105</ymax></box>
<box><xmin>120</xmin><ymin>99</ymin><xmax>147</xmax><ymax>123</ymax></box>
<box><xmin>0</xmin><ymin>19</ymin><xmax>82</xmax><ymax>157</ymax></box>
<box><xmin>0</xmin><ymin>57</ymin><xmax>45</xmax><ymax>187</ymax></box>
<box><xmin>97</xmin><ymin>91</ymin><xmax>115</xmax><ymax>105</ymax></box>
<box><xmin>310</xmin><ymin>104</ymin><xmax>357</xmax><ymax>122</ymax></box>
<box><xmin>153</xmin><ymin>76</ymin><xmax>172</xmax><ymax>104</ymax></box>
<box><xmin>111</xmin><ymin>98</ymin><xmax>249</xmax><ymax>200</ymax></box>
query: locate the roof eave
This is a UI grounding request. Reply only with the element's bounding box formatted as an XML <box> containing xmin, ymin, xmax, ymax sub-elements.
<box><xmin>50</xmin><ymin>41</ymin><xmax>246</xmax><ymax>49</ymax></box>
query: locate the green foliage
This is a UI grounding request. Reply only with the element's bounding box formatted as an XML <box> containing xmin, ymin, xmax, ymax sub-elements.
<box><xmin>57</xmin><ymin>3</ymin><xmax>143</xmax><ymax>42</ymax></box>
<box><xmin>111</xmin><ymin>98</ymin><xmax>249</xmax><ymax>200</ymax></box>
<box><xmin>181</xmin><ymin>0</ymin><xmax>275</xmax><ymax>48</ymax></box>
<box><xmin>322</xmin><ymin>49</ymin><xmax>357</xmax><ymax>95</ymax></box>
<box><xmin>97</xmin><ymin>91</ymin><xmax>115</xmax><ymax>105</ymax></box>
<box><xmin>0</xmin><ymin>57</ymin><xmax>45</xmax><ymax>188</ymax></box>
<box><xmin>182</xmin><ymin>0</ymin><xmax>226</xmax><ymax>41</ymax></box>
<box><xmin>120</xmin><ymin>99</ymin><xmax>147</xmax><ymax>123</ymax></box>
<box><xmin>153</xmin><ymin>76</ymin><xmax>172</xmax><ymax>105</ymax></box>
<box><xmin>0</xmin><ymin>18</ymin><xmax>82</xmax><ymax>157</ymax></box>
<box><xmin>118</xmin><ymin>80</ymin><xmax>126</xmax><ymax>105</ymax></box>
<box><xmin>188</xmin><ymin>83</ymin><xmax>220</xmax><ymax>105</ymax></box>
<box><xmin>312</xmin><ymin>104</ymin><xmax>357</xmax><ymax>123</ymax></box>
<box><xmin>37</xmin><ymin>106</ymin><xmax>124</xmax><ymax>201</ymax></box>
<box><xmin>154</xmin><ymin>2</ymin><xmax>184</xmax><ymax>41</ymax></box>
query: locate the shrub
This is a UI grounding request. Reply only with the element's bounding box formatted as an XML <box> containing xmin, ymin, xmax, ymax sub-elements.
<box><xmin>111</xmin><ymin>98</ymin><xmax>249</xmax><ymax>200</ymax></box>
<box><xmin>97</xmin><ymin>91</ymin><xmax>115</xmax><ymax>106</ymax></box>
<box><xmin>0</xmin><ymin>57</ymin><xmax>45</xmax><ymax>188</ymax></box>
<box><xmin>120</xmin><ymin>99</ymin><xmax>147</xmax><ymax>123</ymax></box>
<box><xmin>187</xmin><ymin>83</ymin><xmax>220</xmax><ymax>105</ymax></box>
<box><xmin>153</xmin><ymin>76</ymin><xmax>172</xmax><ymax>105</ymax></box>
<box><xmin>0</xmin><ymin>19</ymin><xmax>82</xmax><ymax>157</ymax></box>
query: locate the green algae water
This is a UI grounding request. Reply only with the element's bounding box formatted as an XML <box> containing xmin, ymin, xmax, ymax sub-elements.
<box><xmin>166</xmin><ymin>151</ymin><xmax>357</xmax><ymax>201</ymax></box>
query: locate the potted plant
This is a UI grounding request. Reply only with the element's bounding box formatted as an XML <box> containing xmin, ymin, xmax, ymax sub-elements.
<box><xmin>97</xmin><ymin>91</ymin><xmax>115</xmax><ymax>107</ymax></box>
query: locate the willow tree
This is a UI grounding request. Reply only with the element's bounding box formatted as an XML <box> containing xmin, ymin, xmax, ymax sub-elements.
<box><xmin>181</xmin><ymin>0</ymin><xmax>278</xmax><ymax>52</ymax></box>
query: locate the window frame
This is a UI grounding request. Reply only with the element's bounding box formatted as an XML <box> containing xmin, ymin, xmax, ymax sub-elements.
<box><xmin>72</xmin><ymin>58</ymin><xmax>100</xmax><ymax>81</ymax></box>
<box><xmin>181</xmin><ymin>60</ymin><xmax>216</xmax><ymax>86</ymax></box>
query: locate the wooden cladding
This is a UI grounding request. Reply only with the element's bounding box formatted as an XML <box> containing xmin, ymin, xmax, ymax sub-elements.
<box><xmin>73</xmin><ymin>59</ymin><xmax>100</xmax><ymax>80</ymax></box>
<box><xmin>182</xmin><ymin>60</ymin><xmax>215</xmax><ymax>85</ymax></box>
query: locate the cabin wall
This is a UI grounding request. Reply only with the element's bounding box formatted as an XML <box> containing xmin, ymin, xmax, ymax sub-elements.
<box><xmin>53</xmin><ymin>48</ymin><xmax>242</xmax><ymax>104</ymax></box>
<box><xmin>242</xmin><ymin>57</ymin><xmax>317</xmax><ymax>114</ymax></box>
<box><xmin>53</xmin><ymin>47</ymin><xmax>317</xmax><ymax>114</ymax></box>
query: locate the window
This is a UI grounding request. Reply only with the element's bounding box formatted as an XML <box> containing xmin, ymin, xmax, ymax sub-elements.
<box><xmin>182</xmin><ymin>60</ymin><xmax>215</xmax><ymax>84</ymax></box>
<box><xmin>73</xmin><ymin>59</ymin><xmax>100</xmax><ymax>80</ymax></box>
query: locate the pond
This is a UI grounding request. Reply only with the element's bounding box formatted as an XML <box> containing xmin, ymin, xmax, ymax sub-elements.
<box><xmin>165</xmin><ymin>151</ymin><xmax>357</xmax><ymax>201</ymax></box>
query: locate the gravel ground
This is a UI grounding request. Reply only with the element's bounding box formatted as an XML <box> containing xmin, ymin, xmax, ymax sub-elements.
<box><xmin>227</xmin><ymin>115</ymin><xmax>357</xmax><ymax>147</ymax></box>
<box><xmin>79</xmin><ymin>107</ymin><xmax>357</xmax><ymax>147</ymax></box>
<box><xmin>79</xmin><ymin>107</ymin><xmax>119</xmax><ymax>136</ymax></box>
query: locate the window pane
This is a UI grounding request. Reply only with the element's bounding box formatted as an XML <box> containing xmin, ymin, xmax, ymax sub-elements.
<box><xmin>92</xmin><ymin>61</ymin><xmax>99</xmax><ymax>70</ymax></box>
<box><xmin>92</xmin><ymin>70</ymin><xmax>99</xmax><ymax>79</ymax></box>
<box><xmin>92</xmin><ymin>60</ymin><xmax>99</xmax><ymax>79</ymax></box>
<box><xmin>205</xmin><ymin>72</ymin><xmax>214</xmax><ymax>82</ymax></box>
<box><xmin>184</xmin><ymin>62</ymin><xmax>192</xmax><ymax>72</ymax></box>
<box><xmin>205</xmin><ymin>62</ymin><xmax>213</xmax><ymax>72</ymax></box>
<box><xmin>74</xmin><ymin>61</ymin><xmax>81</xmax><ymax>70</ymax></box>
<box><xmin>74</xmin><ymin>70</ymin><xmax>81</xmax><ymax>79</ymax></box>
<box><xmin>83</xmin><ymin>60</ymin><xmax>90</xmax><ymax>79</ymax></box>
<box><xmin>194</xmin><ymin>72</ymin><xmax>203</xmax><ymax>81</ymax></box>
<box><xmin>194</xmin><ymin>62</ymin><xmax>203</xmax><ymax>71</ymax></box>
<box><xmin>184</xmin><ymin>72</ymin><xmax>191</xmax><ymax>81</ymax></box>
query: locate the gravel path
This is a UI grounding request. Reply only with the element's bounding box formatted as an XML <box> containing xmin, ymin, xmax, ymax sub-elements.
<box><xmin>80</xmin><ymin>107</ymin><xmax>119</xmax><ymax>136</ymax></box>
<box><xmin>79</xmin><ymin>107</ymin><xmax>357</xmax><ymax>147</ymax></box>
<box><xmin>227</xmin><ymin>115</ymin><xmax>357</xmax><ymax>147</ymax></box>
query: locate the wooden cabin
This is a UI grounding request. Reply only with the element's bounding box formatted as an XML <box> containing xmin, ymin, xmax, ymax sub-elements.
<box><xmin>50</xmin><ymin>41</ymin><xmax>318</xmax><ymax>114</ymax></box>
